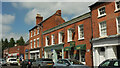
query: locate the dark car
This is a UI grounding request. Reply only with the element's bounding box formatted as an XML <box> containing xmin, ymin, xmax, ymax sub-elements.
<box><xmin>98</xmin><ymin>59</ymin><xmax>120</xmax><ymax>68</ymax></box>
<box><xmin>21</xmin><ymin>59</ymin><xmax>35</xmax><ymax>68</ymax></box>
<box><xmin>54</xmin><ymin>59</ymin><xmax>89</xmax><ymax>68</ymax></box>
<box><xmin>32</xmin><ymin>58</ymin><xmax>54</xmax><ymax>68</ymax></box>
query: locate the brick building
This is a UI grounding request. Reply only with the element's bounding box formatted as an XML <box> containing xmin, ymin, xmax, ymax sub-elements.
<box><xmin>43</xmin><ymin>12</ymin><xmax>92</xmax><ymax>66</ymax></box>
<box><xmin>3</xmin><ymin>45</ymin><xmax>25</xmax><ymax>60</ymax></box>
<box><xmin>90</xmin><ymin>1</ymin><xmax>120</xmax><ymax>66</ymax></box>
<box><xmin>28</xmin><ymin>10</ymin><xmax>65</xmax><ymax>60</ymax></box>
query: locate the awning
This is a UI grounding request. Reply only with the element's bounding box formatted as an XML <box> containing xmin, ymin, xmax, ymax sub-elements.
<box><xmin>74</xmin><ymin>44</ymin><xmax>86</xmax><ymax>50</ymax></box>
<box><xmin>64</xmin><ymin>46</ymin><xmax>72</xmax><ymax>51</ymax></box>
<box><xmin>44</xmin><ymin>44</ymin><xmax>64</xmax><ymax>51</ymax></box>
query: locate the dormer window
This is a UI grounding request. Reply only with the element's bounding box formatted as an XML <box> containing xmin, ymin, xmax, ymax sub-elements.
<box><xmin>98</xmin><ymin>6</ymin><xmax>106</xmax><ymax>18</ymax></box>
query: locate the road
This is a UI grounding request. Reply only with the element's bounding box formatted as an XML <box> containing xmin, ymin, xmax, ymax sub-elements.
<box><xmin>2</xmin><ymin>65</ymin><xmax>21</xmax><ymax>68</ymax></box>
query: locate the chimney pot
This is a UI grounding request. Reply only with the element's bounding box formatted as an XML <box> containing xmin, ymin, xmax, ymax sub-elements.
<box><xmin>36</xmin><ymin>14</ymin><xmax>43</xmax><ymax>25</ymax></box>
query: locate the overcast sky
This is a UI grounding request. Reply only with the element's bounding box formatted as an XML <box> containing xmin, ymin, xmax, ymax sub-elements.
<box><xmin>1</xmin><ymin>0</ymin><xmax>98</xmax><ymax>42</ymax></box>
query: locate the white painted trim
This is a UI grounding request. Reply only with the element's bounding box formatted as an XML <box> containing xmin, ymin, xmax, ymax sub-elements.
<box><xmin>78</xmin><ymin>24</ymin><xmax>84</xmax><ymax>40</ymax></box>
<box><xmin>93</xmin><ymin>43</ymin><xmax>120</xmax><ymax>47</ymax></box>
<box><xmin>98</xmin><ymin>6</ymin><xmax>106</xmax><ymax>18</ymax></box>
<box><xmin>45</xmin><ymin>36</ymin><xmax>48</xmax><ymax>46</ymax></box>
<box><xmin>30</xmin><ymin>50</ymin><xmax>39</xmax><ymax>53</ymax></box>
<box><xmin>58</xmin><ymin>32</ymin><xmax>63</xmax><ymax>44</ymax></box>
<box><xmin>116</xmin><ymin>18</ymin><xmax>120</xmax><ymax>34</ymax></box>
<box><xmin>99</xmin><ymin>21</ymin><xmax>107</xmax><ymax>37</ymax></box>
<box><xmin>34</xmin><ymin>39</ymin><xmax>36</xmax><ymax>48</ymax></box>
<box><xmin>67</xmin><ymin>29</ymin><xmax>72</xmax><ymax>42</ymax></box>
<box><xmin>114</xmin><ymin>0</ymin><xmax>120</xmax><ymax>12</ymax></box>
<box><xmin>51</xmin><ymin>34</ymin><xmax>54</xmax><ymax>45</ymax></box>
<box><xmin>31</xmin><ymin>40</ymin><xmax>32</xmax><ymax>48</ymax></box>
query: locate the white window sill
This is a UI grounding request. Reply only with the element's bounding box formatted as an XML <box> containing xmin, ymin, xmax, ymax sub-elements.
<box><xmin>78</xmin><ymin>38</ymin><xmax>84</xmax><ymax>41</ymax></box>
<box><xmin>99</xmin><ymin>35</ymin><xmax>108</xmax><ymax>38</ymax></box>
<box><xmin>67</xmin><ymin>40</ymin><xmax>73</xmax><ymax>43</ymax></box>
<box><xmin>114</xmin><ymin>9</ymin><xmax>120</xmax><ymax>13</ymax></box>
<box><xmin>98</xmin><ymin>14</ymin><xmax>106</xmax><ymax>18</ymax></box>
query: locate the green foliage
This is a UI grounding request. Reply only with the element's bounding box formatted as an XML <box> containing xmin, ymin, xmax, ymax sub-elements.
<box><xmin>16</xmin><ymin>36</ymin><xmax>25</xmax><ymax>45</ymax></box>
<box><xmin>9</xmin><ymin>38</ymin><xmax>15</xmax><ymax>47</ymax></box>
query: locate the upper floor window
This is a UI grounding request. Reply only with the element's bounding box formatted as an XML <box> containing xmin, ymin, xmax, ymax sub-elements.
<box><xmin>67</xmin><ymin>29</ymin><xmax>72</xmax><ymax>42</ymax></box>
<box><xmin>45</xmin><ymin>36</ymin><xmax>49</xmax><ymax>46</ymax></box>
<box><xmin>59</xmin><ymin>32</ymin><xmax>64</xmax><ymax>44</ymax></box>
<box><xmin>115</xmin><ymin>0</ymin><xmax>120</xmax><ymax>11</ymax></box>
<box><xmin>31</xmin><ymin>31</ymin><xmax>32</xmax><ymax>37</ymax></box>
<box><xmin>78</xmin><ymin>24</ymin><xmax>84</xmax><ymax>40</ymax></box>
<box><xmin>37</xmin><ymin>27</ymin><xmax>39</xmax><ymax>35</ymax></box>
<box><xmin>37</xmin><ymin>38</ymin><xmax>39</xmax><ymax>47</ymax></box>
<box><xmin>30</xmin><ymin>40</ymin><xmax>32</xmax><ymax>48</ymax></box>
<box><xmin>51</xmin><ymin>34</ymin><xmax>55</xmax><ymax>45</ymax></box>
<box><xmin>98</xmin><ymin>6</ymin><xmax>106</xmax><ymax>17</ymax></box>
<box><xmin>99</xmin><ymin>21</ymin><xmax>107</xmax><ymax>37</ymax></box>
<box><xmin>116</xmin><ymin>17</ymin><xmax>120</xmax><ymax>34</ymax></box>
<box><xmin>34</xmin><ymin>39</ymin><xmax>36</xmax><ymax>48</ymax></box>
<box><xmin>34</xmin><ymin>29</ymin><xmax>36</xmax><ymax>36</ymax></box>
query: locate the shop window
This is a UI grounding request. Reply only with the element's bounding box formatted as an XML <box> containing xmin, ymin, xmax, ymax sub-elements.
<box><xmin>81</xmin><ymin>50</ymin><xmax>85</xmax><ymax>62</ymax></box>
<box><xmin>98</xmin><ymin>6</ymin><xmax>106</xmax><ymax>17</ymax></box>
<box><xmin>99</xmin><ymin>21</ymin><xmax>107</xmax><ymax>37</ymax></box>
<box><xmin>116</xmin><ymin>17</ymin><xmax>120</xmax><ymax>34</ymax></box>
<box><xmin>78</xmin><ymin>24</ymin><xmax>84</xmax><ymax>40</ymax></box>
<box><xmin>67</xmin><ymin>29</ymin><xmax>72</xmax><ymax>42</ymax></box>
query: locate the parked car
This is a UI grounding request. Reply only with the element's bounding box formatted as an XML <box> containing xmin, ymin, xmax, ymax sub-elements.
<box><xmin>32</xmin><ymin>58</ymin><xmax>54</xmax><ymax>68</ymax></box>
<box><xmin>7</xmin><ymin>58</ymin><xmax>18</xmax><ymax>66</ymax></box>
<box><xmin>0</xmin><ymin>59</ymin><xmax>7</xmax><ymax>66</ymax></box>
<box><xmin>98</xmin><ymin>59</ymin><xmax>120</xmax><ymax>68</ymax></box>
<box><xmin>54</xmin><ymin>59</ymin><xmax>89</xmax><ymax>68</ymax></box>
<box><xmin>21</xmin><ymin>59</ymin><xmax>35</xmax><ymax>68</ymax></box>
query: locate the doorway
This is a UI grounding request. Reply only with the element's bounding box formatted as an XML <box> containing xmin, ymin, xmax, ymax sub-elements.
<box><xmin>117</xmin><ymin>45</ymin><xmax>120</xmax><ymax>59</ymax></box>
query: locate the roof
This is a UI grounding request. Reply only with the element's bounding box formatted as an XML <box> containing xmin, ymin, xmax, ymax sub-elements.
<box><xmin>89</xmin><ymin>0</ymin><xmax>105</xmax><ymax>9</ymax></box>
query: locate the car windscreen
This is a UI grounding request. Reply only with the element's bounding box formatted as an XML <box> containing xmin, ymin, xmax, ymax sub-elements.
<box><xmin>10</xmin><ymin>59</ymin><xmax>16</xmax><ymax>61</ymax></box>
<box><xmin>69</xmin><ymin>59</ymin><xmax>84</xmax><ymax>65</ymax></box>
<box><xmin>42</xmin><ymin>59</ymin><xmax>53</xmax><ymax>61</ymax></box>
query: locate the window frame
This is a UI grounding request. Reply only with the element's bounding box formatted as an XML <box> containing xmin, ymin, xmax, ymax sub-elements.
<box><xmin>98</xmin><ymin>6</ymin><xmax>106</xmax><ymax>18</ymax></box>
<box><xmin>34</xmin><ymin>39</ymin><xmax>36</xmax><ymax>48</ymax></box>
<box><xmin>67</xmin><ymin>29</ymin><xmax>72</xmax><ymax>42</ymax></box>
<box><xmin>37</xmin><ymin>27</ymin><xmax>39</xmax><ymax>35</ymax></box>
<box><xmin>99</xmin><ymin>21</ymin><xmax>107</xmax><ymax>37</ymax></box>
<box><xmin>34</xmin><ymin>29</ymin><xmax>36</xmax><ymax>36</ymax></box>
<box><xmin>115</xmin><ymin>0</ymin><xmax>120</xmax><ymax>12</ymax></box>
<box><xmin>45</xmin><ymin>36</ymin><xmax>49</xmax><ymax>46</ymax></box>
<box><xmin>31</xmin><ymin>31</ymin><xmax>32</xmax><ymax>37</ymax></box>
<box><xmin>51</xmin><ymin>34</ymin><xmax>55</xmax><ymax>45</ymax></box>
<box><xmin>58</xmin><ymin>32</ymin><xmax>63</xmax><ymax>44</ymax></box>
<box><xmin>116</xmin><ymin>17</ymin><xmax>120</xmax><ymax>34</ymax></box>
<box><xmin>78</xmin><ymin>24</ymin><xmax>84</xmax><ymax>40</ymax></box>
<box><xmin>37</xmin><ymin>38</ymin><xmax>39</xmax><ymax>47</ymax></box>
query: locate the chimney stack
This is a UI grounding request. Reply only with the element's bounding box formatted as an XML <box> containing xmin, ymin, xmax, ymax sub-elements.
<box><xmin>36</xmin><ymin>14</ymin><xmax>43</xmax><ymax>25</ymax></box>
<box><xmin>55</xmin><ymin>10</ymin><xmax>61</xmax><ymax>16</ymax></box>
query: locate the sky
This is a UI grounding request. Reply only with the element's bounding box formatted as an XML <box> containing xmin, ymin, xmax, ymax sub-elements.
<box><xmin>1</xmin><ymin>0</ymin><xmax>98</xmax><ymax>42</ymax></box>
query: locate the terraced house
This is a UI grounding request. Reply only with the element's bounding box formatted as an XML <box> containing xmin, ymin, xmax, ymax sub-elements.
<box><xmin>89</xmin><ymin>1</ymin><xmax>120</xmax><ymax>66</ymax></box>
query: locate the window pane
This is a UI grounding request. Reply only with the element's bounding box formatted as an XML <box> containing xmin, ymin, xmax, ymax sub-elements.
<box><xmin>101</xmin><ymin>61</ymin><xmax>110</xmax><ymax>66</ymax></box>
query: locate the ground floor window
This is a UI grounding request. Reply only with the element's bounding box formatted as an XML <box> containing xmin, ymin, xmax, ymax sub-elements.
<box><xmin>30</xmin><ymin>53</ymin><xmax>40</xmax><ymax>59</ymax></box>
<box><xmin>75</xmin><ymin>50</ymin><xmax>85</xmax><ymax>63</ymax></box>
<box><xmin>25</xmin><ymin>53</ymin><xmax>28</xmax><ymax>59</ymax></box>
<box><xmin>56</xmin><ymin>50</ymin><xmax>62</xmax><ymax>59</ymax></box>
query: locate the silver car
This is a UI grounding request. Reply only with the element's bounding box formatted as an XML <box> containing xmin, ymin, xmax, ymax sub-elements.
<box><xmin>54</xmin><ymin>59</ymin><xmax>90</xmax><ymax>68</ymax></box>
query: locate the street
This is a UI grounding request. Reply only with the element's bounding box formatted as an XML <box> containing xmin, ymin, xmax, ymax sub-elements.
<box><xmin>2</xmin><ymin>66</ymin><xmax>21</xmax><ymax>68</ymax></box>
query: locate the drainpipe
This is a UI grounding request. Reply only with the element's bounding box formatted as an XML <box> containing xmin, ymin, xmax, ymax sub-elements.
<box><xmin>38</xmin><ymin>24</ymin><xmax>43</xmax><ymax>58</ymax></box>
<box><xmin>89</xmin><ymin>11</ymin><xmax>94</xmax><ymax>67</ymax></box>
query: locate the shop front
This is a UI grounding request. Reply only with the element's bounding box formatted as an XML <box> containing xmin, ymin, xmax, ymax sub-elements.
<box><xmin>44</xmin><ymin>44</ymin><xmax>64</xmax><ymax>63</ymax></box>
<box><xmin>30</xmin><ymin>48</ymin><xmax>40</xmax><ymax>60</ymax></box>
<box><xmin>8</xmin><ymin>53</ymin><xmax>19</xmax><ymax>58</ymax></box>
<box><xmin>92</xmin><ymin>35</ymin><xmax>120</xmax><ymax>66</ymax></box>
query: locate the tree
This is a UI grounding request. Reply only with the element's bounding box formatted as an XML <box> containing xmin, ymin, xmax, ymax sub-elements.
<box><xmin>16</xmin><ymin>36</ymin><xmax>25</xmax><ymax>45</ymax></box>
<box><xmin>4</xmin><ymin>38</ymin><xmax>9</xmax><ymax>49</ymax></box>
<box><xmin>9</xmin><ymin>38</ymin><xmax>15</xmax><ymax>47</ymax></box>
